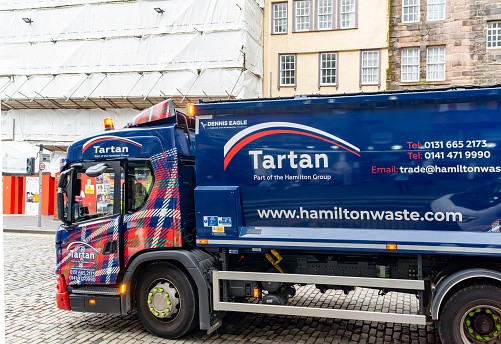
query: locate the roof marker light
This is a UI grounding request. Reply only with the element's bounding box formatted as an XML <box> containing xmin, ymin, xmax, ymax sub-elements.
<box><xmin>104</xmin><ymin>118</ymin><xmax>115</xmax><ymax>131</ymax></box>
<box><xmin>186</xmin><ymin>103</ymin><xmax>195</xmax><ymax>116</ymax></box>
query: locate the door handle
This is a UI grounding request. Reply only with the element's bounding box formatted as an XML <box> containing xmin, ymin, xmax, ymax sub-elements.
<box><xmin>102</xmin><ymin>240</ymin><xmax>118</xmax><ymax>254</ymax></box>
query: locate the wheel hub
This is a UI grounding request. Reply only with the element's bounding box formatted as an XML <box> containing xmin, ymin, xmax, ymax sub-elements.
<box><xmin>146</xmin><ymin>281</ymin><xmax>179</xmax><ymax>319</ymax></box>
<box><xmin>463</xmin><ymin>307</ymin><xmax>501</xmax><ymax>342</ymax></box>
<box><xmin>152</xmin><ymin>293</ymin><xmax>168</xmax><ymax>310</ymax></box>
<box><xmin>473</xmin><ymin>314</ymin><xmax>495</xmax><ymax>334</ymax></box>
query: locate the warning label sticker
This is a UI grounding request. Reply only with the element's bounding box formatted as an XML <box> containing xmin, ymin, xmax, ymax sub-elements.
<box><xmin>204</xmin><ymin>216</ymin><xmax>232</xmax><ymax>228</ymax></box>
<box><xmin>218</xmin><ymin>217</ymin><xmax>232</xmax><ymax>227</ymax></box>
<box><xmin>203</xmin><ymin>216</ymin><xmax>218</xmax><ymax>227</ymax></box>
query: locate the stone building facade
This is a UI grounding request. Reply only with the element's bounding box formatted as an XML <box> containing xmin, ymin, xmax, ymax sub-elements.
<box><xmin>263</xmin><ymin>0</ymin><xmax>389</xmax><ymax>97</ymax></box>
<box><xmin>388</xmin><ymin>0</ymin><xmax>501</xmax><ymax>89</ymax></box>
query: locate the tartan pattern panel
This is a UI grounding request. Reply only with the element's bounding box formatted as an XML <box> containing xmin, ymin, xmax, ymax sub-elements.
<box><xmin>126</xmin><ymin>99</ymin><xmax>175</xmax><ymax>127</ymax></box>
<box><xmin>124</xmin><ymin>149</ymin><xmax>182</xmax><ymax>266</ymax></box>
<box><xmin>55</xmin><ymin>217</ymin><xmax>121</xmax><ymax>285</ymax></box>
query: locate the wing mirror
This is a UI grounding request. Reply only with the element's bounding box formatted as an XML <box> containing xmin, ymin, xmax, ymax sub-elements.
<box><xmin>86</xmin><ymin>163</ymin><xmax>108</xmax><ymax>177</ymax></box>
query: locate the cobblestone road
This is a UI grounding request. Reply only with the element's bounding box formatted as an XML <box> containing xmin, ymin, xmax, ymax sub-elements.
<box><xmin>4</xmin><ymin>233</ymin><xmax>441</xmax><ymax>344</ymax></box>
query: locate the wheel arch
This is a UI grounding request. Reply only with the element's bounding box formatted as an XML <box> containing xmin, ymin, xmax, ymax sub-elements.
<box><xmin>121</xmin><ymin>249</ymin><xmax>216</xmax><ymax>331</ymax></box>
<box><xmin>432</xmin><ymin>268</ymin><xmax>501</xmax><ymax>320</ymax></box>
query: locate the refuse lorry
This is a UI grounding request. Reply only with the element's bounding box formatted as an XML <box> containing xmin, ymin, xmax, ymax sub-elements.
<box><xmin>55</xmin><ymin>86</ymin><xmax>501</xmax><ymax>344</ymax></box>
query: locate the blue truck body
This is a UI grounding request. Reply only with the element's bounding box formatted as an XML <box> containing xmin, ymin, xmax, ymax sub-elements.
<box><xmin>193</xmin><ymin>88</ymin><xmax>501</xmax><ymax>256</ymax></box>
<box><xmin>55</xmin><ymin>87</ymin><xmax>501</xmax><ymax>343</ymax></box>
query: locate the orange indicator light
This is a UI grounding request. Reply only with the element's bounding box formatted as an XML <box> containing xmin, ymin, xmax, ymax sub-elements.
<box><xmin>186</xmin><ymin>103</ymin><xmax>195</xmax><ymax>116</ymax></box>
<box><xmin>387</xmin><ymin>244</ymin><xmax>397</xmax><ymax>250</ymax></box>
<box><xmin>89</xmin><ymin>299</ymin><xmax>96</xmax><ymax>305</ymax></box>
<box><xmin>199</xmin><ymin>239</ymin><xmax>208</xmax><ymax>245</ymax></box>
<box><xmin>104</xmin><ymin>117</ymin><xmax>115</xmax><ymax>131</ymax></box>
<box><xmin>253</xmin><ymin>288</ymin><xmax>261</xmax><ymax>298</ymax></box>
<box><xmin>120</xmin><ymin>284</ymin><xmax>127</xmax><ymax>294</ymax></box>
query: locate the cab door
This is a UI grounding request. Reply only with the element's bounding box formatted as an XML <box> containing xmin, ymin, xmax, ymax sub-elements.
<box><xmin>56</xmin><ymin>161</ymin><xmax>123</xmax><ymax>286</ymax></box>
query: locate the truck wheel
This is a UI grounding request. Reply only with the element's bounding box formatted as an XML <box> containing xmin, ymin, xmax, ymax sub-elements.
<box><xmin>136</xmin><ymin>262</ymin><xmax>198</xmax><ymax>339</ymax></box>
<box><xmin>438</xmin><ymin>284</ymin><xmax>501</xmax><ymax>344</ymax></box>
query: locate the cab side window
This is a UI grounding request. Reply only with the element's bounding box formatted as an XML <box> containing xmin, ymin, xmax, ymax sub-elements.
<box><xmin>127</xmin><ymin>161</ymin><xmax>154</xmax><ymax>213</ymax></box>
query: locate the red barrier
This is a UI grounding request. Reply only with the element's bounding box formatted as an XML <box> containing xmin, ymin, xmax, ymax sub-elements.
<box><xmin>3</xmin><ymin>174</ymin><xmax>57</xmax><ymax>215</ymax></box>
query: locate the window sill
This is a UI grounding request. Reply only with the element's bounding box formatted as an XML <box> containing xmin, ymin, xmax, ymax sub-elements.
<box><xmin>318</xmin><ymin>84</ymin><xmax>339</xmax><ymax>91</ymax></box>
<box><xmin>288</xmin><ymin>27</ymin><xmax>357</xmax><ymax>34</ymax></box>
<box><xmin>399</xmin><ymin>81</ymin><xmax>450</xmax><ymax>86</ymax></box>
<box><xmin>272</xmin><ymin>32</ymin><xmax>288</xmax><ymax>35</ymax></box>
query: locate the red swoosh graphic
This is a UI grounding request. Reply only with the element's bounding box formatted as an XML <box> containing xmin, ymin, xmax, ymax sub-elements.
<box><xmin>224</xmin><ymin>129</ymin><xmax>361</xmax><ymax>170</ymax></box>
<box><xmin>82</xmin><ymin>138</ymin><xmax>142</xmax><ymax>153</ymax></box>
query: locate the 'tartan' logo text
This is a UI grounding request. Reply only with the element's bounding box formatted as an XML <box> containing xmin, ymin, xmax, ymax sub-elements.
<box><xmin>93</xmin><ymin>146</ymin><xmax>128</xmax><ymax>154</ymax></box>
<box><xmin>67</xmin><ymin>241</ymin><xmax>99</xmax><ymax>265</ymax></box>
<box><xmin>82</xmin><ymin>136</ymin><xmax>142</xmax><ymax>154</ymax></box>
<box><xmin>249</xmin><ymin>150</ymin><xmax>328</xmax><ymax>169</ymax></box>
<box><xmin>223</xmin><ymin>122</ymin><xmax>360</xmax><ymax>170</ymax></box>
<box><xmin>70</xmin><ymin>249</ymin><xmax>96</xmax><ymax>260</ymax></box>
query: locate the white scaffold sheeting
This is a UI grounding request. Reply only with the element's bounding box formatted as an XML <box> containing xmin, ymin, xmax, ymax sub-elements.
<box><xmin>1</xmin><ymin>68</ymin><xmax>262</xmax><ymax>101</ymax></box>
<box><xmin>1</xmin><ymin>140</ymin><xmax>65</xmax><ymax>175</ymax></box>
<box><xmin>2</xmin><ymin>141</ymin><xmax>41</xmax><ymax>174</ymax></box>
<box><xmin>1</xmin><ymin>108</ymin><xmax>138</xmax><ymax>143</ymax></box>
<box><xmin>0</xmin><ymin>0</ymin><xmax>128</xmax><ymax>10</ymax></box>
<box><xmin>0</xmin><ymin>0</ymin><xmax>263</xmax><ymax>100</ymax></box>
<box><xmin>0</xmin><ymin>0</ymin><xmax>262</xmax><ymax>44</ymax></box>
<box><xmin>0</xmin><ymin>0</ymin><xmax>263</xmax><ymax>11</ymax></box>
<box><xmin>1</xmin><ymin>31</ymin><xmax>262</xmax><ymax>76</ymax></box>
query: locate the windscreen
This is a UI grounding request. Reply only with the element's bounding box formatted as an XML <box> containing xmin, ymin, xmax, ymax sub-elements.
<box><xmin>73</xmin><ymin>167</ymin><xmax>117</xmax><ymax>222</ymax></box>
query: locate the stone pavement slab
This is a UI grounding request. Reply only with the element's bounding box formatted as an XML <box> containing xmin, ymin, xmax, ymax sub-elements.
<box><xmin>3</xmin><ymin>215</ymin><xmax>58</xmax><ymax>235</ymax></box>
<box><xmin>4</xmin><ymin>233</ymin><xmax>441</xmax><ymax>343</ymax></box>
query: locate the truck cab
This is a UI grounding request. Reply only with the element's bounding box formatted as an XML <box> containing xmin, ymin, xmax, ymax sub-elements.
<box><xmin>55</xmin><ymin>100</ymin><xmax>206</xmax><ymax>337</ymax></box>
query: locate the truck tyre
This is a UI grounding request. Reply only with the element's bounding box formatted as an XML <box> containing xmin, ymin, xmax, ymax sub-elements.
<box><xmin>438</xmin><ymin>284</ymin><xmax>501</xmax><ymax>344</ymax></box>
<box><xmin>136</xmin><ymin>262</ymin><xmax>198</xmax><ymax>339</ymax></box>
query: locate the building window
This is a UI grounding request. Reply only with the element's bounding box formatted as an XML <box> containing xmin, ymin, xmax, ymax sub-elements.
<box><xmin>339</xmin><ymin>0</ymin><xmax>356</xmax><ymax>29</ymax></box>
<box><xmin>272</xmin><ymin>3</ymin><xmax>288</xmax><ymax>34</ymax></box>
<box><xmin>361</xmin><ymin>50</ymin><xmax>380</xmax><ymax>85</ymax></box>
<box><xmin>427</xmin><ymin>0</ymin><xmax>445</xmax><ymax>21</ymax></box>
<box><xmin>318</xmin><ymin>0</ymin><xmax>334</xmax><ymax>30</ymax></box>
<box><xmin>402</xmin><ymin>0</ymin><xmax>419</xmax><ymax>23</ymax></box>
<box><xmin>295</xmin><ymin>0</ymin><xmax>311</xmax><ymax>32</ymax></box>
<box><xmin>427</xmin><ymin>46</ymin><xmax>445</xmax><ymax>81</ymax></box>
<box><xmin>401</xmin><ymin>48</ymin><xmax>420</xmax><ymax>82</ymax></box>
<box><xmin>280</xmin><ymin>54</ymin><xmax>296</xmax><ymax>87</ymax></box>
<box><xmin>487</xmin><ymin>22</ymin><xmax>501</xmax><ymax>49</ymax></box>
<box><xmin>319</xmin><ymin>52</ymin><xmax>337</xmax><ymax>86</ymax></box>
